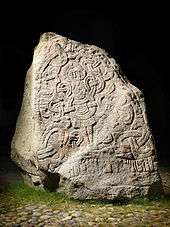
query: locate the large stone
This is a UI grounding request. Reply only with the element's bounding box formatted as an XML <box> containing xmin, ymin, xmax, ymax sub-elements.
<box><xmin>11</xmin><ymin>32</ymin><xmax>163</xmax><ymax>199</ymax></box>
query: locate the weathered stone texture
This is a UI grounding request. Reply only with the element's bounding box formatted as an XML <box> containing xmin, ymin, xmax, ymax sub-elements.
<box><xmin>11</xmin><ymin>32</ymin><xmax>163</xmax><ymax>199</ymax></box>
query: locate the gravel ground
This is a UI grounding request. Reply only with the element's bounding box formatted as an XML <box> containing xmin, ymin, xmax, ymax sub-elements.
<box><xmin>0</xmin><ymin>156</ymin><xmax>170</xmax><ymax>226</ymax></box>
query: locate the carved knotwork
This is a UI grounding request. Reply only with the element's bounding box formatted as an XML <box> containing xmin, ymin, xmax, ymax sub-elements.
<box><xmin>34</xmin><ymin>35</ymin><xmax>156</xmax><ymax>171</ymax></box>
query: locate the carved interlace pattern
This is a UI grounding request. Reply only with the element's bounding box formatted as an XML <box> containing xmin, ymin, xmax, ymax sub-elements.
<box><xmin>33</xmin><ymin>35</ymin><xmax>155</xmax><ymax>173</ymax></box>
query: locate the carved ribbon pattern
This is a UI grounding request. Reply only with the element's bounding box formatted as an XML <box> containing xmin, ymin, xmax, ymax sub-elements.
<box><xmin>34</xmin><ymin>36</ymin><xmax>155</xmax><ymax>170</ymax></box>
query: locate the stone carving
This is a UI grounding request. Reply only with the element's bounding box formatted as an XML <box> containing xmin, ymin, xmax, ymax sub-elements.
<box><xmin>11</xmin><ymin>32</ymin><xmax>163</xmax><ymax>199</ymax></box>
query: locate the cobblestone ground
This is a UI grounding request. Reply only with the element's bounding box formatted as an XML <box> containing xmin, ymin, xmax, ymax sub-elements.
<box><xmin>0</xmin><ymin>202</ymin><xmax>170</xmax><ymax>227</ymax></box>
<box><xmin>0</xmin><ymin>157</ymin><xmax>170</xmax><ymax>226</ymax></box>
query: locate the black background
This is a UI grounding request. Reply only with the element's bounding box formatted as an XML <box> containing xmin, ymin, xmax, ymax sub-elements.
<box><xmin>0</xmin><ymin>8</ymin><xmax>169</xmax><ymax>164</ymax></box>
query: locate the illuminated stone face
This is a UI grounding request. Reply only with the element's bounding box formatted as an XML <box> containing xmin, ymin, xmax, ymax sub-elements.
<box><xmin>11</xmin><ymin>32</ymin><xmax>163</xmax><ymax>199</ymax></box>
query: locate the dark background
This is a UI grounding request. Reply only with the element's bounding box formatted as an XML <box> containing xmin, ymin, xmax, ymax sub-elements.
<box><xmin>0</xmin><ymin>8</ymin><xmax>169</xmax><ymax>164</ymax></box>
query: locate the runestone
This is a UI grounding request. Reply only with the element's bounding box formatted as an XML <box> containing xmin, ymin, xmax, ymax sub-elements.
<box><xmin>11</xmin><ymin>33</ymin><xmax>163</xmax><ymax>199</ymax></box>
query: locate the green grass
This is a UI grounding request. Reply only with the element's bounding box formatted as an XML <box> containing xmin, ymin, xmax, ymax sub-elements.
<box><xmin>0</xmin><ymin>181</ymin><xmax>170</xmax><ymax>213</ymax></box>
<box><xmin>0</xmin><ymin>182</ymin><xmax>74</xmax><ymax>209</ymax></box>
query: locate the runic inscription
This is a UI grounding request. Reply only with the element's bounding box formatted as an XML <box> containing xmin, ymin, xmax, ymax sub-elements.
<box><xmin>11</xmin><ymin>33</ymin><xmax>163</xmax><ymax>199</ymax></box>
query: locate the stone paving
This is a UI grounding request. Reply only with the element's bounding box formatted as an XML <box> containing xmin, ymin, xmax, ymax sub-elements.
<box><xmin>0</xmin><ymin>202</ymin><xmax>170</xmax><ymax>226</ymax></box>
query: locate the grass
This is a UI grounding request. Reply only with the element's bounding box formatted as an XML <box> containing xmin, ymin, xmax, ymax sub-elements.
<box><xmin>0</xmin><ymin>182</ymin><xmax>74</xmax><ymax>209</ymax></box>
<box><xmin>0</xmin><ymin>181</ymin><xmax>170</xmax><ymax>213</ymax></box>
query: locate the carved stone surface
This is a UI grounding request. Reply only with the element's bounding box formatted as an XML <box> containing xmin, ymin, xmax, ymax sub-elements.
<box><xmin>11</xmin><ymin>32</ymin><xmax>163</xmax><ymax>199</ymax></box>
